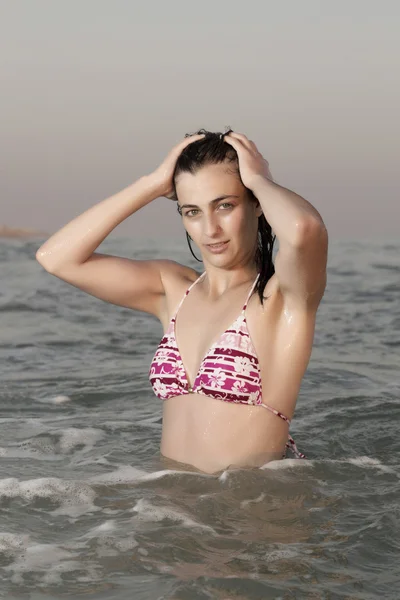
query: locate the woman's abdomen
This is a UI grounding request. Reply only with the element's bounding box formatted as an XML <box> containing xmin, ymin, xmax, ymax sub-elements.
<box><xmin>160</xmin><ymin>394</ymin><xmax>288</xmax><ymax>473</ymax></box>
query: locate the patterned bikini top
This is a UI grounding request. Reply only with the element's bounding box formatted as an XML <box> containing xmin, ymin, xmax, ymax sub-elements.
<box><xmin>148</xmin><ymin>271</ymin><xmax>307</xmax><ymax>460</ymax></box>
<box><xmin>149</xmin><ymin>271</ymin><xmax>264</xmax><ymax>404</ymax></box>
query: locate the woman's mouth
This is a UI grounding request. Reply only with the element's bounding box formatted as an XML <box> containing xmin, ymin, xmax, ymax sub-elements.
<box><xmin>205</xmin><ymin>241</ymin><xmax>229</xmax><ymax>253</ymax></box>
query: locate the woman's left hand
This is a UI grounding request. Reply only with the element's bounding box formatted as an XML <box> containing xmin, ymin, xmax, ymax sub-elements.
<box><xmin>224</xmin><ymin>132</ymin><xmax>273</xmax><ymax>191</ymax></box>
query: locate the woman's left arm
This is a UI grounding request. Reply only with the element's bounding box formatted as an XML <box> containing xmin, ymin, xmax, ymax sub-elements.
<box><xmin>224</xmin><ymin>133</ymin><xmax>328</xmax><ymax>310</ymax></box>
<box><xmin>251</xmin><ymin>176</ymin><xmax>328</xmax><ymax>310</ymax></box>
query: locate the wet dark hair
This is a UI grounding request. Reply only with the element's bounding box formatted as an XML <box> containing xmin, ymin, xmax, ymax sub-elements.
<box><xmin>173</xmin><ymin>127</ymin><xmax>276</xmax><ymax>306</ymax></box>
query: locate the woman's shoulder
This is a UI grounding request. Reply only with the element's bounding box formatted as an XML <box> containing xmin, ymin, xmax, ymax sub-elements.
<box><xmin>157</xmin><ymin>261</ymin><xmax>201</xmax><ymax>325</ymax></box>
<box><xmin>160</xmin><ymin>260</ymin><xmax>201</xmax><ymax>288</ymax></box>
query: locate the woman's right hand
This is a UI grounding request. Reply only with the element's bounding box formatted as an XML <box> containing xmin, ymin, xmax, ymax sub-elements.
<box><xmin>147</xmin><ymin>133</ymin><xmax>205</xmax><ymax>200</ymax></box>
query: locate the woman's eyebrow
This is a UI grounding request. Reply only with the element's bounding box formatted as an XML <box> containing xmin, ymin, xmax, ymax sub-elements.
<box><xmin>179</xmin><ymin>195</ymin><xmax>239</xmax><ymax>209</ymax></box>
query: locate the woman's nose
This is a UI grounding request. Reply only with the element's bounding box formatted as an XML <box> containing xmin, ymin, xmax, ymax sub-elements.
<box><xmin>203</xmin><ymin>214</ymin><xmax>221</xmax><ymax>237</ymax></box>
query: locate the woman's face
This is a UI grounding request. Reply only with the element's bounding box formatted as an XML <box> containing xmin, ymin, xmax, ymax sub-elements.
<box><xmin>175</xmin><ymin>162</ymin><xmax>262</xmax><ymax>267</ymax></box>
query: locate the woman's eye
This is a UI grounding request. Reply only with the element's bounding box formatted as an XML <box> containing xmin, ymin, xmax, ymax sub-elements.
<box><xmin>184</xmin><ymin>203</ymin><xmax>233</xmax><ymax>217</ymax></box>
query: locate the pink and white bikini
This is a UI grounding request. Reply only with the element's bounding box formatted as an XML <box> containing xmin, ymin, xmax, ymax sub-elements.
<box><xmin>149</xmin><ymin>272</ymin><xmax>306</xmax><ymax>460</ymax></box>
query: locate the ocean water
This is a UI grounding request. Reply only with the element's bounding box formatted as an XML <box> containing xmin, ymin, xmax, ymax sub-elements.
<box><xmin>0</xmin><ymin>236</ymin><xmax>399</xmax><ymax>599</ymax></box>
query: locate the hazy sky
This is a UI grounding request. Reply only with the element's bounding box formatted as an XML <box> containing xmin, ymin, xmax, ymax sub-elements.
<box><xmin>1</xmin><ymin>0</ymin><xmax>399</xmax><ymax>240</ymax></box>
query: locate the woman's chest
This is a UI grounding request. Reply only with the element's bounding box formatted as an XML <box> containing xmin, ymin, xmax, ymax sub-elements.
<box><xmin>172</xmin><ymin>294</ymin><xmax>278</xmax><ymax>388</ymax></box>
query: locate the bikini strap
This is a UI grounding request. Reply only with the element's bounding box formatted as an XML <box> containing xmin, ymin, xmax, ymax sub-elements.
<box><xmin>174</xmin><ymin>271</ymin><xmax>259</xmax><ymax>319</ymax></box>
<box><xmin>261</xmin><ymin>402</ymin><xmax>292</xmax><ymax>425</ymax></box>
<box><xmin>172</xmin><ymin>272</ymin><xmax>206</xmax><ymax>320</ymax></box>
<box><xmin>286</xmin><ymin>435</ymin><xmax>306</xmax><ymax>459</ymax></box>
<box><xmin>242</xmin><ymin>273</ymin><xmax>260</xmax><ymax>312</ymax></box>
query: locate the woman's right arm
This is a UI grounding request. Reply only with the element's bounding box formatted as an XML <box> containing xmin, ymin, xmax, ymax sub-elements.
<box><xmin>36</xmin><ymin>133</ymin><xmax>205</xmax><ymax>317</ymax></box>
<box><xmin>36</xmin><ymin>176</ymin><xmax>174</xmax><ymax>317</ymax></box>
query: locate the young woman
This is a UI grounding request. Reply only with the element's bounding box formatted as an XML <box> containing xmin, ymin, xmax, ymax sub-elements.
<box><xmin>36</xmin><ymin>128</ymin><xmax>328</xmax><ymax>474</ymax></box>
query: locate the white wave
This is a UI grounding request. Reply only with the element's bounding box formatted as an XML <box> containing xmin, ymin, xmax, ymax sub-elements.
<box><xmin>90</xmin><ymin>465</ymin><xmax>150</xmax><ymax>484</ymax></box>
<box><xmin>261</xmin><ymin>458</ymin><xmax>314</xmax><ymax>470</ymax></box>
<box><xmin>2</xmin><ymin>426</ymin><xmax>105</xmax><ymax>460</ymax></box>
<box><xmin>0</xmin><ymin>533</ymin><xmax>88</xmax><ymax>584</ymax></box>
<box><xmin>3</xmin><ymin>540</ymin><xmax>101</xmax><ymax>585</ymax></box>
<box><xmin>131</xmin><ymin>498</ymin><xmax>216</xmax><ymax>534</ymax></box>
<box><xmin>0</xmin><ymin>446</ymin><xmax>61</xmax><ymax>461</ymax></box>
<box><xmin>346</xmin><ymin>456</ymin><xmax>397</xmax><ymax>474</ymax></box>
<box><xmin>78</xmin><ymin>520</ymin><xmax>140</xmax><ymax>556</ymax></box>
<box><xmin>323</xmin><ymin>456</ymin><xmax>397</xmax><ymax>475</ymax></box>
<box><xmin>0</xmin><ymin>533</ymin><xmax>30</xmax><ymax>559</ymax></box>
<box><xmin>36</xmin><ymin>395</ymin><xmax>72</xmax><ymax>405</ymax></box>
<box><xmin>58</xmin><ymin>427</ymin><xmax>104</xmax><ymax>452</ymax></box>
<box><xmin>238</xmin><ymin>546</ymin><xmax>301</xmax><ymax>563</ymax></box>
<box><xmin>51</xmin><ymin>395</ymin><xmax>72</xmax><ymax>404</ymax></box>
<box><xmin>83</xmin><ymin>519</ymin><xmax>117</xmax><ymax>535</ymax></box>
<box><xmin>218</xmin><ymin>459</ymin><xmax>313</xmax><ymax>481</ymax></box>
<box><xmin>265</xmin><ymin>547</ymin><xmax>302</xmax><ymax>561</ymax></box>
<box><xmin>260</xmin><ymin>455</ymin><xmax>397</xmax><ymax>476</ymax></box>
<box><xmin>240</xmin><ymin>493</ymin><xmax>266</xmax><ymax>508</ymax></box>
<box><xmin>90</xmin><ymin>465</ymin><xmax>211</xmax><ymax>485</ymax></box>
<box><xmin>0</xmin><ymin>477</ymin><xmax>98</xmax><ymax>517</ymax></box>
